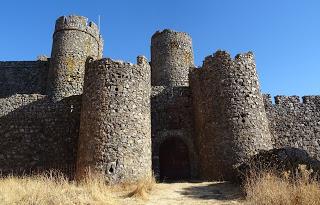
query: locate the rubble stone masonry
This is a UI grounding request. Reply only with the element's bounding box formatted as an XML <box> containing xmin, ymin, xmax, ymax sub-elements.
<box><xmin>0</xmin><ymin>15</ymin><xmax>319</xmax><ymax>182</ymax></box>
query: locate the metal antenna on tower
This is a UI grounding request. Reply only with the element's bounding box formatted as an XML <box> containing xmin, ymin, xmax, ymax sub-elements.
<box><xmin>98</xmin><ymin>15</ymin><xmax>101</xmax><ymax>31</ymax></box>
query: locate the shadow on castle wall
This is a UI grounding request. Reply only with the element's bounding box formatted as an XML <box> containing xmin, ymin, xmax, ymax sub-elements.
<box><xmin>0</xmin><ymin>61</ymin><xmax>49</xmax><ymax>98</ymax></box>
<box><xmin>0</xmin><ymin>94</ymin><xmax>81</xmax><ymax>178</ymax></box>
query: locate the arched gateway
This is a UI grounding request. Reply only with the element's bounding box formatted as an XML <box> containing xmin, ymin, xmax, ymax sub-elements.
<box><xmin>159</xmin><ymin>137</ymin><xmax>191</xmax><ymax>181</ymax></box>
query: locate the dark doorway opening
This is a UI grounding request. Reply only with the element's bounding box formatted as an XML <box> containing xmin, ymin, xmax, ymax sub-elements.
<box><xmin>159</xmin><ymin>137</ymin><xmax>190</xmax><ymax>181</ymax></box>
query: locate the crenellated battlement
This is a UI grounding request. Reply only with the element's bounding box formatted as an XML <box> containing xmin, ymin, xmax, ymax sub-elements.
<box><xmin>303</xmin><ymin>95</ymin><xmax>320</xmax><ymax>104</ymax></box>
<box><xmin>191</xmin><ymin>51</ymin><xmax>256</xmax><ymax>84</ymax></box>
<box><xmin>190</xmin><ymin>50</ymin><xmax>259</xmax><ymax>93</ymax></box>
<box><xmin>54</xmin><ymin>15</ymin><xmax>102</xmax><ymax>45</ymax></box>
<box><xmin>274</xmin><ymin>95</ymin><xmax>301</xmax><ymax>105</ymax></box>
<box><xmin>85</xmin><ymin>56</ymin><xmax>150</xmax><ymax>81</ymax></box>
<box><xmin>199</xmin><ymin>50</ymin><xmax>255</xmax><ymax>71</ymax></box>
<box><xmin>202</xmin><ymin>50</ymin><xmax>232</xmax><ymax>65</ymax></box>
<box><xmin>151</xmin><ymin>29</ymin><xmax>191</xmax><ymax>43</ymax></box>
<box><xmin>262</xmin><ymin>94</ymin><xmax>273</xmax><ymax>106</ymax></box>
<box><xmin>263</xmin><ymin>94</ymin><xmax>320</xmax><ymax>107</ymax></box>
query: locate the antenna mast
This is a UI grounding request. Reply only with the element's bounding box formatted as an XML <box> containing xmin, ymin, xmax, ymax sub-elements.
<box><xmin>98</xmin><ymin>15</ymin><xmax>101</xmax><ymax>31</ymax></box>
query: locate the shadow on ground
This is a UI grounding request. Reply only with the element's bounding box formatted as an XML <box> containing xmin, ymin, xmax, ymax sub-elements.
<box><xmin>178</xmin><ymin>181</ymin><xmax>243</xmax><ymax>201</ymax></box>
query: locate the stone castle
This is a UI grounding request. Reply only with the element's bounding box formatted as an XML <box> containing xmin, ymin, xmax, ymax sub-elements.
<box><xmin>0</xmin><ymin>15</ymin><xmax>320</xmax><ymax>183</ymax></box>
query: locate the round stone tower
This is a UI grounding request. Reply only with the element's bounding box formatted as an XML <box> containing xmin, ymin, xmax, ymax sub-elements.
<box><xmin>76</xmin><ymin>56</ymin><xmax>152</xmax><ymax>184</ymax></box>
<box><xmin>151</xmin><ymin>29</ymin><xmax>194</xmax><ymax>86</ymax></box>
<box><xmin>190</xmin><ymin>51</ymin><xmax>273</xmax><ymax>180</ymax></box>
<box><xmin>47</xmin><ymin>15</ymin><xmax>103</xmax><ymax>101</ymax></box>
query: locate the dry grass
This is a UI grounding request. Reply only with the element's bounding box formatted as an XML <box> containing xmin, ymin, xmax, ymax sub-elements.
<box><xmin>126</xmin><ymin>175</ymin><xmax>156</xmax><ymax>200</ymax></box>
<box><xmin>244</xmin><ymin>165</ymin><xmax>320</xmax><ymax>205</ymax></box>
<box><xmin>0</xmin><ymin>171</ymin><xmax>156</xmax><ymax>205</ymax></box>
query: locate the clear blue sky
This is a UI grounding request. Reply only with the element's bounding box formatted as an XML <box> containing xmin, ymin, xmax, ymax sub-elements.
<box><xmin>0</xmin><ymin>0</ymin><xmax>319</xmax><ymax>97</ymax></box>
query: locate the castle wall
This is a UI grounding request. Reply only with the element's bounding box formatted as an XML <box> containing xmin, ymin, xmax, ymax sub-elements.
<box><xmin>0</xmin><ymin>94</ymin><xmax>81</xmax><ymax>177</ymax></box>
<box><xmin>264</xmin><ymin>95</ymin><xmax>320</xmax><ymax>159</ymax></box>
<box><xmin>190</xmin><ymin>51</ymin><xmax>273</xmax><ymax>180</ymax></box>
<box><xmin>47</xmin><ymin>15</ymin><xmax>103</xmax><ymax>101</ymax></box>
<box><xmin>0</xmin><ymin>60</ymin><xmax>49</xmax><ymax>97</ymax></box>
<box><xmin>151</xmin><ymin>86</ymin><xmax>198</xmax><ymax>178</ymax></box>
<box><xmin>1</xmin><ymin>15</ymin><xmax>320</xmax><ymax>183</ymax></box>
<box><xmin>151</xmin><ymin>29</ymin><xmax>194</xmax><ymax>86</ymax></box>
<box><xmin>76</xmin><ymin>57</ymin><xmax>151</xmax><ymax>184</ymax></box>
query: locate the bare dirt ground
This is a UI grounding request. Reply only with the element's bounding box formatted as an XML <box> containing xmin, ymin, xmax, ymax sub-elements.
<box><xmin>119</xmin><ymin>181</ymin><xmax>243</xmax><ymax>205</ymax></box>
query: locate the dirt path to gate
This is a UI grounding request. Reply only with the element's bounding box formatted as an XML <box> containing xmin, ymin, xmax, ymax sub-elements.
<box><xmin>119</xmin><ymin>181</ymin><xmax>243</xmax><ymax>205</ymax></box>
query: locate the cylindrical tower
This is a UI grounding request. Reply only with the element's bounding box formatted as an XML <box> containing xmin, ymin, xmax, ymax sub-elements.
<box><xmin>47</xmin><ymin>15</ymin><xmax>103</xmax><ymax>101</ymax></box>
<box><xmin>190</xmin><ymin>51</ymin><xmax>272</xmax><ymax>180</ymax></box>
<box><xmin>76</xmin><ymin>56</ymin><xmax>152</xmax><ymax>184</ymax></box>
<box><xmin>151</xmin><ymin>29</ymin><xmax>194</xmax><ymax>86</ymax></box>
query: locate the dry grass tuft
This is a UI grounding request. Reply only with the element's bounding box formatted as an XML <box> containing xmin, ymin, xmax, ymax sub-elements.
<box><xmin>0</xmin><ymin>170</ymin><xmax>115</xmax><ymax>205</ymax></box>
<box><xmin>244</xmin><ymin>164</ymin><xmax>320</xmax><ymax>205</ymax></box>
<box><xmin>126</xmin><ymin>175</ymin><xmax>156</xmax><ymax>200</ymax></box>
<box><xmin>0</xmin><ymin>174</ymin><xmax>117</xmax><ymax>205</ymax></box>
<box><xmin>0</xmin><ymin>170</ymin><xmax>156</xmax><ymax>205</ymax></box>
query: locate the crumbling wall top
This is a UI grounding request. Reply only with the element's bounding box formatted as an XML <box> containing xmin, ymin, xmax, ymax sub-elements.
<box><xmin>151</xmin><ymin>29</ymin><xmax>191</xmax><ymax>40</ymax></box>
<box><xmin>54</xmin><ymin>15</ymin><xmax>102</xmax><ymax>43</ymax></box>
<box><xmin>191</xmin><ymin>50</ymin><xmax>255</xmax><ymax>79</ymax></box>
<box><xmin>201</xmin><ymin>50</ymin><xmax>254</xmax><ymax>67</ymax></box>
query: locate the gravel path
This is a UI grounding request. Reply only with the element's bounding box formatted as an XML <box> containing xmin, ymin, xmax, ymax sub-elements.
<box><xmin>120</xmin><ymin>181</ymin><xmax>243</xmax><ymax>205</ymax></box>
